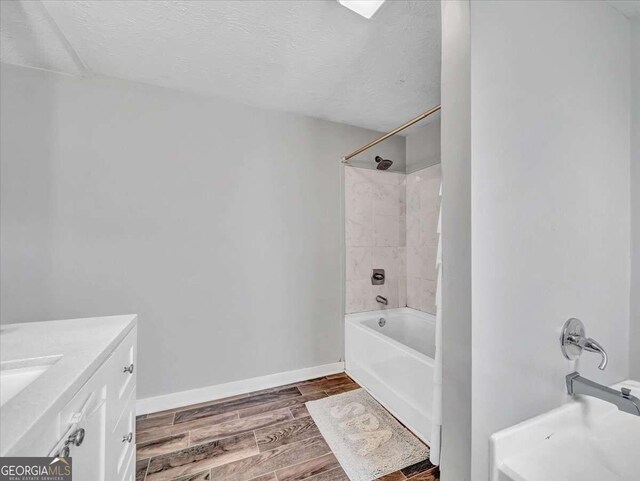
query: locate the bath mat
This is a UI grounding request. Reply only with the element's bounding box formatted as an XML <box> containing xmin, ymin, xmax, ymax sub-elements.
<box><xmin>306</xmin><ymin>388</ymin><xmax>429</xmax><ymax>481</ymax></box>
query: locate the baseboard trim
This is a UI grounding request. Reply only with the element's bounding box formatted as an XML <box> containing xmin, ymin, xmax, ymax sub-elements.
<box><xmin>136</xmin><ymin>361</ymin><xmax>345</xmax><ymax>415</ymax></box>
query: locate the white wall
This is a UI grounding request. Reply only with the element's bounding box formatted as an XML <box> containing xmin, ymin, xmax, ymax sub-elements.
<box><xmin>406</xmin><ymin>118</ymin><xmax>441</xmax><ymax>174</ymax></box>
<box><xmin>440</xmin><ymin>1</ymin><xmax>472</xmax><ymax>480</ymax></box>
<box><xmin>0</xmin><ymin>63</ymin><xmax>406</xmax><ymax>399</ymax></box>
<box><xmin>469</xmin><ymin>1</ymin><xmax>631</xmax><ymax>478</ymax></box>
<box><xmin>631</xmin><ymin>18</ymin><xmax>640</xmax><ymax>381</ymax></box>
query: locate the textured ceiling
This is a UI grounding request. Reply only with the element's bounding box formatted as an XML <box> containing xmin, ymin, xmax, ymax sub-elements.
<box><xmin>0</xmin><ymin>0</ymin><xmax>83</xmax><ymax>75</ymax></box>
<box><xmin>0</xmin><ymin>0</ymin><xmax>441</xmax><ymax>133</ymax></box>
<box><xmin>606</xmin><ymin>1</ymin><xmax>640</xmax><ymax>18</ymax></box>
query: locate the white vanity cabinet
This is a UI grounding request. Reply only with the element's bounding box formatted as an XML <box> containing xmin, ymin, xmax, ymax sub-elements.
<box><xmin>8</xmin><ymin>323</ymin><xmax>137</xmax><ymax>481</ymax></box>
<box><xmin>51</xmin><ymin>326</ymin><xmax>138</xmax><ymax>481</ymax></box>
<box><xmin>1</xmin><ymin>318</ymin><xmax>137</xmax><ymax>481</ymax></box>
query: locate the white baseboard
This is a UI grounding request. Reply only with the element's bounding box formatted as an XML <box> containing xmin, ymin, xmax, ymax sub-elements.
<box><xmin>136</xmin><ymin>361</ymin><xmax>345</xmax><ymax>415</ymax></box>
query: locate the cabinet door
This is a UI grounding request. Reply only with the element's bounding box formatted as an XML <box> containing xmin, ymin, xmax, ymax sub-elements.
<box><xmin>57</xmin><ymin>385</ymin><xmax>108</xmax><ymax>481</ymax></box>
<box><xmin>108</xmin><ymin>389</ymin><xmax>136</xmax><ymax>481</ymax></box>
<box><xmin>106</xmin><ymin>326</ymin><xmax>137</xmax><ymax>430</ymax></box>
<box><xmin>71</xmin><ymin>395</ymin><xmax>107</xmax><ymax>481</ymax></box>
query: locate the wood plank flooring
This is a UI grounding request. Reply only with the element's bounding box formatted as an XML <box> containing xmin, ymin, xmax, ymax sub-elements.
<box><xmin>136</xmin><ymin>373</ymin><xmax>440</xmax><ymax>481</ymax></box>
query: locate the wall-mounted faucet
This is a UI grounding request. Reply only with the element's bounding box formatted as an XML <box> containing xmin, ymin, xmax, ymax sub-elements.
<box><xmin>376</xmin><ymin>295</ymin><xmax>388</xmax><ymax>306</ymax></box>
<box><xmin>560</xmin><ymin>318</ymin><xmax>608</xmax><ymax>370</ymax></box>
<box><xmin>566</xmin><ymin>372</ymin><xmax>640</xmax><ymax>416</ymax></box>
<box><xmin>371</xmin><ymin>269</ymin><xmax>385</xmax><ymax>285</ymax></box>
<box><xmin>560</xmin><ymin>318</ymin><xmax>639</xmax><ymax>416</ymax></box>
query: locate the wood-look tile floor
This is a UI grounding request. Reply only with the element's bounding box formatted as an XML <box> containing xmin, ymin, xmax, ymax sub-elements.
<box><xmin>135</xmin><ymin>373</ymin><xmax>439</xmax><ymax>481</ymax></box>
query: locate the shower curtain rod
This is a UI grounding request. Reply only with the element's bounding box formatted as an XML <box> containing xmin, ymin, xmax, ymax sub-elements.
<box><xmin>341</xmin><ymin>104</ymin><xmax>441</xmax><ymax>162</ymax></box>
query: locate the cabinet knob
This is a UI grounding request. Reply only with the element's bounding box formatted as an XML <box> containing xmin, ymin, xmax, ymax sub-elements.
<box><xmin>66</xmin><ymin>427</ymin><xmax>85</xmax><ymax>447</ymax></box>
<box><xmin>123</xmin><ymin>363</ymin><xmax>134</xmax><ymax>374</ymax></box>
<box><xmin>57</xmin><ymin>445</ymin><xmax>70</xmax><ymax>458</ymax></box>
<box><xmin>122</xmin><ymin>432</ymin><xmax>133</xmax><ymax>443</ymax></box>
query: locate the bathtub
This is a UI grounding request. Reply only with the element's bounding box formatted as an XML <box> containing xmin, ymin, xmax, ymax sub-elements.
<box><xmin>345</xmin><ymin>307</ymin><xmax>435</xmax><ymax>443</ymax></box>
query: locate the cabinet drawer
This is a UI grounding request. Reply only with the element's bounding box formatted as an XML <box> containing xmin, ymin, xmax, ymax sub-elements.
<box><xmin>110</xmin><ymin>389</ymin><xmax>136</xmax><ymax>481</ymax></box>
<box><xmin>106</xmin><ymin>326</ymin><xmax>137</xmax><ymax>428</ymax></box>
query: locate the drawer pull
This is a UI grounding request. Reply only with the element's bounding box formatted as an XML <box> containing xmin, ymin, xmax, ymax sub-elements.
<box><xmin>122</xmin><ymin>432</ymin><xmax>133</xmax><ymax>443</ymax></box>
<box><xmin>66</xmin><ymin>428</ymin><xmax>85</xmax><ymax>447</ymax></box>
<box><xmin>123</xmin><ymin>363</ymin><xmax>134</xmax><ymax>374</ymax></box>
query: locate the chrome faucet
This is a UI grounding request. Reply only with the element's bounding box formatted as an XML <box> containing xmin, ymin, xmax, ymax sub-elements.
<box><xmin>566</xmin><ymin>333</ymin><xmax>608</xmax><ymax>370</ymax></box>
<box><xmin>376</xmin><ymin>295</ymin><xmax>388</xmax><ymax>306</ymax></box>
<box><xmin>560</xmin><ymin>318</ymin><xmax>608</xmax><ymax>370</ymax></box>
<box><xmin>566</xmin><ymin>372</ymin><xmax>640</xmax><ymax>416</ymax></box>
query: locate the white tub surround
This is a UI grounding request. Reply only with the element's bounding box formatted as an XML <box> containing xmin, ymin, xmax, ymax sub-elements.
<box><xmin>345</xmin><ymin>166</ymin><xmax>407</xmax><ymax>313</ymax></box>
<box><xmin>345</xmin><ymin>307</ymin><xmax>435</xmax><ymax>443</ymax></box>
<box><xmin>490</xmin><ymin>380</ymin><xmax>640</xmax><ymax>481</ymax></box>
<box><xmin>406</xmin><ymin>164</ymin><xmax>441</xmax><ymax>314</ymax></box>
<box><xmin>0</xmin><ymin>315</ymin><xmax>137</xmax><ymax>479</ymax></box>
<box><xmin>344</xmin><ymin>165</ymin><xmax>442</xmax><ymax>316</ymax></box>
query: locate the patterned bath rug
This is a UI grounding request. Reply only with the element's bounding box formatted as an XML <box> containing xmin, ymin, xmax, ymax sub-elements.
<box><xmin>306</xmin><ymin>388</ymin><xmax>429</xmax><ymax>481</ymax></box>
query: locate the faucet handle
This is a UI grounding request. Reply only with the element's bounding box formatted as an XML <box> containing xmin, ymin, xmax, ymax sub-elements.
<box><xmin>560</xmin><ymin>318</ymin><xmax>608</xmax><ymax>370</ymax></box>
<box><xmin>581</xmin><ymin>337</ymin><xmax>608</xmax><ymax>370</ymax></box>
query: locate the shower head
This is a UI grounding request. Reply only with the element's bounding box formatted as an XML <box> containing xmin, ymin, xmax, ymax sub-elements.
<box><xmin>375</xmin><ymin>156</ymin><xmax>393</xmax><ymax>170</ymax></box>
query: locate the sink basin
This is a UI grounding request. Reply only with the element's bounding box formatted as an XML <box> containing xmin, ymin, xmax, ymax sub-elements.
<box><xmin>490</xmin><ymin>380</ymin><xmax>640</xmax><ymax>481</ymax></box>
<box><xmin>0</xmin><ymin>356</ymin><xmax>62</xmax><ymax>406</ymax></box>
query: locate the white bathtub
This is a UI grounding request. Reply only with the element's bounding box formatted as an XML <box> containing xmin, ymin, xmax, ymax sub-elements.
<box><xmin>345</xmin><ymin>307</ymin><xmax>435</xmax><ymax>443</ymax></box>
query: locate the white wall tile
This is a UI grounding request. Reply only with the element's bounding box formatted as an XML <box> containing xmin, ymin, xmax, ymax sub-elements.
<box><xmin>345</xmin><ymin>279</ymin><xmax>370</xmax><ymax>313</ymax></box>
<box><xmin>405</xmin><ymin>164</ymin><xmax>441</xmax><ymax>314</ymax></box>
<box><xmin>374</xmin><ymin>215</ymin><xmax>401</xmax><ymax>246</ymax></box>
<box><xmin>346</xmin><ymin>246</ymin><xmax>372</xmax><ymax>281</ymax></box>
<box><xmin>406</xmin><ymin>214</ymin><xmax>422</xmax><ymax>247</ymax></box>
<box><xmin>346</xmin><ymin>214</ymin><xmax>373</xmax><ymax>247</ymax></box>
<box><xmin>345</xmin><ymin>164</ymin><xmax>440</xmax><ymax>315</ymax></box>
<box><xmin>398</xmin><ymin>277</ymin><xmax>407</xmax><ymax>308</ymax></box>
<box><xmin>346</xmin><ymin>182</ymin><xmax>374</xmax><ymax>218</ymax></box>
<box><xmin>372</xmin><ymin>246</ymin><xmax>405</xmax><ymax>278</ymax></box>
<box><xmin>406</xmin><ymin>276</ymin><xmax>421</xmax><ymax>308</ymax></box>
<box><xmin>420</xmin><ymin>278</ymin><xmax>437</xmax><ymax>313</ymax></box>
<box><xmin>372</xmin><ymin>278</ymin><xmax>399</xmax><ymax>309</ymax></box>
<box><xmin>374</xmin><ymin>183</ymin><xmax>403</xmax><ymax>216</ymax></box>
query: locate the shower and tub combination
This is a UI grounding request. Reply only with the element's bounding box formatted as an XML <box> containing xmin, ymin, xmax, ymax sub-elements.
<box><xmin>341</xmin><ymin>106</ymin><xmax>442</xmax><ymax>446</ymax></box>
<box><xmin>345</xmin><ymin>308</ymin><xmax>437</xmax><ymax>442</ymax></box>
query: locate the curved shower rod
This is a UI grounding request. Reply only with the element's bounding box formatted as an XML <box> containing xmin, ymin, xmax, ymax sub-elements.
<box><xmin>341</xmin><ymin>104</ymin><xmax>441</xmax><ymax>163</ymax></box>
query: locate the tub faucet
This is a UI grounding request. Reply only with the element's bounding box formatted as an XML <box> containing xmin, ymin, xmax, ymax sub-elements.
<box><xmin>566</xmin><ymin>372</ymin><xmax>640</xmax><ymax>416</ymax></box>
<box><xmin>376</xmin><ymin>295</ymin><xmax>388</xmax><ymax>306</ymax></box>
<box><xmin>560</xmin><ymin>318</ymin><xmax>608</xmax><ymax>370</ymax></box>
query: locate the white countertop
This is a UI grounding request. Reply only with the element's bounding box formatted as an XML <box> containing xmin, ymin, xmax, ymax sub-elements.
<box><xmin>0</xmin><ymin>315</ymin><xmax>137</xmax><ymax>456</ymax></box>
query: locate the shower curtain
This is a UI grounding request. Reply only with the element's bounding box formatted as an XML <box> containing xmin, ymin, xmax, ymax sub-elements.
<box><xmin>429</xmin><ymin>182</ymin><xmax>443</xmax><ymax>464</ymax></box>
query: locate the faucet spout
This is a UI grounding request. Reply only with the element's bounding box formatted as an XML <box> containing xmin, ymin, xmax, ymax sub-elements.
<box><xmin>376</xmin><ymin>295</ymin><xmax>388</xmax><ymax>306</ymax></box>
<box><xmin>579</xmin><ymin>337</ymin><xmax>608</xmax><ymax>370</ymax></box>
<box><xmin>566</xmin><ymin>372</ymin><xmax>640</xmax><ymax>416</ymax></box>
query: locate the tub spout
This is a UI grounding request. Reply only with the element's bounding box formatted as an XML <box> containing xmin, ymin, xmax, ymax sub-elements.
<box><xmin>376</xmin><ymin>295</ymin><xmax>388</xmax><ymax>305</ymax></box>
<box><xmin>566</xmin><ymin>372</ymin><xmax>640</xmax><ymax>416</ymax></box>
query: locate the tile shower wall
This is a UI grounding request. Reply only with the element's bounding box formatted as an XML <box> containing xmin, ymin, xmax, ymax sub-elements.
<box><xmin>406</xmin><ymin>164</ymin><xmax>441</xmax><ymax>314</ymax></box>
<box><xmin>345</xmin><ymin>164</ymin><xmax>441</xmax><ymax>315</ymax></box>
<box><xmin>345</xmin><ymin>166</ymin><xmax>406</xmax><ymax>313</ymax></box>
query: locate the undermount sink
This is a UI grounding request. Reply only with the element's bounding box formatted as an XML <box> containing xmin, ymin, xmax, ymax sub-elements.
<box><xmin>0</xmin><ymin>356</ymin><xmax>62</xmax><ymax>406</ymax></box>
<box><xmin>490</xmin><ymin>380</ymin><xmax>640</xmax><ymax>481</ymax></box>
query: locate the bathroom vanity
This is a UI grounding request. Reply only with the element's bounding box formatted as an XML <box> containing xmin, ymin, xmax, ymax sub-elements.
<box><xmin>0</xmin><ymin>315</ymin><xmax>137</xmax><ymax>481</ymax></box>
